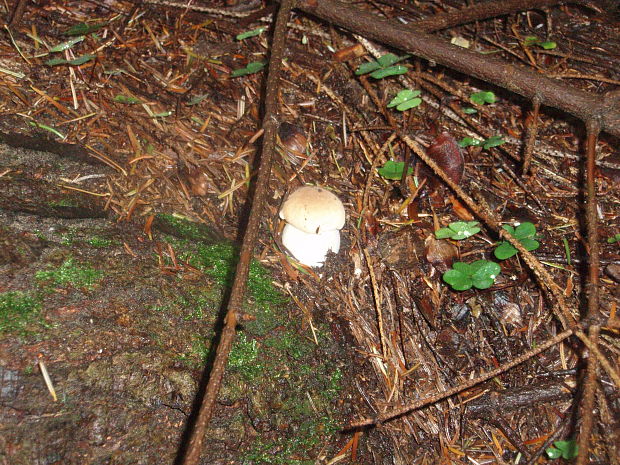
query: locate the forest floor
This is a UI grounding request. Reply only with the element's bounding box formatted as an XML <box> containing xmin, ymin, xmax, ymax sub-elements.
<box><xmin>0</xmin><ymin>1</ymin><xmax>619</xmax><ymax>464</ymax></box>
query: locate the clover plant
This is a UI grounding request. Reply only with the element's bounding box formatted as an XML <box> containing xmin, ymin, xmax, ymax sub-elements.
<box><xmin>377</xmin><ymin>160</ymin><xmax>412</xmax><ymax>180</ymax></box>
<box><xmin>443</xmin><ymin>260</ymin><xmax>501</xmax><ymax>291</ymax></box>
<box><xmin>355</xmin><ymin>53</ymin><xmax>410</xmax><ymax>79</ymax></box>
<box><xmin>607</xmin><ymin>233</ymin><xmax>620</xmax><ymax>244</ymax></box>
<box><xmin>388</xmin><ymin>89</ymin><xmax>421</xmax><ymax>111</ymax></box>
<box><xmin>546</xmin><ymin>439</ymin><xmax>578</xmax><ymax>460</ymax></box>
<box><xmin>494</xmin><ymin>222</ymin><xmax>540</xmax><ymax>260</ymax></box>
<box><xmin>524</xmin><ymin>35</ymin><xmax>557</xmax><ymax>50</ymax></box>
<box><xmin>470</xmin><ymin>91</ymin><xmax>496</xmax><ymax>105</ymax></box>
<box><xmin>435</xmin><ymin>221</ymin><xmax>480</xmax><ymax>240</ymax></box>
<box><xmin>459</xmin><ymin>135</ymin><xmax>505</xmax><ymax>149</ymax></box>
<box><xmin>231</xmin><ymin>61</ymin><xmax>266</xmax><ymax>77</ymax></box>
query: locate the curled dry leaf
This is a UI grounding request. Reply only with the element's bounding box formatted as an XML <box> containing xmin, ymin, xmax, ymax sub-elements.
<box><xmin>187</xmin><ymin>167</ymin><xmax>211</xmax><ymax>196</ymax></box>
<box><xmin>427</xmin><ymin>132</ymin><xmax>464</xmax><ymax>186</ymax></box>
<box><xmin>449</xmin><ymin>196</ymin><xmax>475</xmax><ymax>221</ymax></box>
<box><xmin>375</xmin><ymin>229</ymin><xmax>425</xmax><ymax>270</ymax></box>
<box><xmin>424</xmin><ymin>234</ymin><xmax>457</xmax><ymax>273</ymax></box>
<box><xmin>333</xmin><ymin>43</ymin><xmax>366</xmax><ymax>62</ymax></box>
<box><xmin>364</xmin><ymin>210</ymin><xmax>380</xmax><ymax>237</ymax></box>
<box><xmin>278</xmin><ymin>122</ymin><xmax>307</xmax><ymax>164</ymax></box>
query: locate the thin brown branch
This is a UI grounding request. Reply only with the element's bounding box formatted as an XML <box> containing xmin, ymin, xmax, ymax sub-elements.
<box><xmin>576</xmin><ymin>120</ymin><xmax>603</xmax><ymax>465</ymax></box>
<box><xmin>584</xmin><ymin>120</ymin><xmax>601</xmax><ymax>323</ymax></box>
<box><xmin>397</xmin><ymin>130</ymin><xmax>620</xmax><ymax>389</ymax></box>
<box><xmin>7</xmin><ymin>0</ymin><xmax>28</xmax><ymax>27</ymax></box>
<box><xmin>522</xmin><ymin>96</ymin><xmax>541</xmax><ymax>175</ymax></box>
<box><xmin>362</xmin><ymin>247</ymin><xmax>387</xmax><ymax>359</ymax></box>
<box><xmin>176</xmin><ymin>1</ymin><xmax>295</xmax><ymax>463</ymax></box>
<box><xmin>409</xmin><ymin>0</ymin><xmax>594</xmax><ymax>33</ymax></box>
<box><xmin>294</xmin><ymin>0</ymin><xmax>620</xmax><ymax>138</ymax></box>
<box><xmin>576</xmin><ymin>325</ymin><xmax>600</xmax><ymax>465</ymax></box>
<box><xmin>350</xmin><ymin>328</ymin><xmax>575</xmax><ymax>428</ymax></box>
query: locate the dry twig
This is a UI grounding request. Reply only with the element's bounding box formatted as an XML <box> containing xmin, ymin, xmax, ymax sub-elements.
<box><xmin>177</xmin><ymin>1</ymin><xmax>296</xmax><ymax>463</ymax></box>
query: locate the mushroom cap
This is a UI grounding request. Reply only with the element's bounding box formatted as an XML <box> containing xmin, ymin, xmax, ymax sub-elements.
<box><xmin>281</xmin><ymin>223</ymin><xmax>340</xmax><ymax>268</ymax></box>
<box><xmin>279</xmin><ymin>186</ymin><xmax>345</xmax><ymax>234</ymax></box>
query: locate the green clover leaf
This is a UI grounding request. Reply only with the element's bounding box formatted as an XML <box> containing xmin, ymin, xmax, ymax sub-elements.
<box><xmin>494</xmin><ymin>222</ymin><xmax>540</xmax><ymax>260</ymax></box>
<box><xmin>470</xmin><ymin>91</ymin><xmax>496</xmax><ymax>105</ymax></box>
<box><xmin>377</xmin><ymin>160</ymin><xmax>413</xmax><ymax>180</ymax></box>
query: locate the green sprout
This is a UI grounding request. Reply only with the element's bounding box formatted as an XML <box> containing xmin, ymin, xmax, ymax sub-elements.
<box><xmin>494</xmin><ymin>222</ymin><xmax>540</xmax><ymax>260</ymax></box>
<box><xmin>236</xmin><ymin>27</ymin><xmax>266</xmax><ymax>41</ymax></box>
<box><xmin>435</xmin><ymin>221</ymin><xmax>480</xmax><ymax>240</ymax></box>
<box><xmin>524</xmin><ymin>35</ymin><xmax>557</xmax><ymax>50</ymax></box>
<box><xmin>46</xmin><ymin>54</ymin><xmax>96</xmax><ymax>67</ymax></box>
<box><xmin>458</xmin><ymin>135</ymin><xmax>505</xmax><ymax>149</ymax></box>
<box><xmin>49</xmin><ymin>36</ymin><xmax>85</xmax><ymax>52</ymax></box>
<box><xmin>28</xmin><ymin>121</ymin><xmax>65</xmax><ymax>139</ymax></box>
<box><xmin>65</xmin><ymin>22</ymin><xmax>107</xmax><ymax>36</ymax></box>
<box><xmin>546</xmin><ymin>439</ymin><xmax>578</xmax><ymax>460</ymax></box>
<box><xmin>113</xmin><ymin>94</ymin><xmax>142</xmax><ymax>104</ymax></box>
<box><xmin>45</xmin><ymin>36</ymin><xmax>96</xmax><ymax>66</ymax></box>
<box><xmin>562</xmin><ymin>237</ymin><xmax>572</xmax><ymax>265</ymax></box>
<box><xmin>443</xmin><ymin>260</ymin><xmax>501</xmax><ymax>291</ymax></box>
<box><xmin>377</xmin><ymin>160</ymin><xmax>412</xmax><ymax>180</ymax></box>
<box><xmin>470</xmin><ymin>91</ymin><xmax>496</xmax><ymax>105</ymax></box>
<box><xmin>387</xmin><ymin>89</ymin><xmax>422</xmax><ymax>111</ymax></box>
<box><xmin>355</xmin><ymin>53</ymin><xmax>410</xmax><ymax>79</ymax></box>
<box><xmin>231</xmin><ymin>61</ymin><xmax>266</xmax><ymax>77</ymax></box>
<box><xmin>607</xmin><ymin>233</ymin><xmax>620</xmax><ymax>244</ymax></box>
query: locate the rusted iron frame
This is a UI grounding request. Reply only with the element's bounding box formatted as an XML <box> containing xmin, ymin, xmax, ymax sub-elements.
<box><xmin>176</xmin><ymin>1</ymin><xmax>296</xmax><ymax>464</ymax></box>
<box><xmin>294</xmin><ymin>0</ymin><xmax>620</xmax><ymax>138</ymax></box>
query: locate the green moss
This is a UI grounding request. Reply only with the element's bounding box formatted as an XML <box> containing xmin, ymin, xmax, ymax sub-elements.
<box><xmin>87</xmin><ymin>236</ymin><xmax>115</xmax><ymax>248</ymax></box>
<box><xmin>168</xmin><ymin>240</ymin><xmax>285</xmax><ymax>312</ymax></box>
<box><xmin>0</xmin><ymin>291</ymin><xmax>41</xmax><ymax>334</ymax></box>
<box><xmin>322</xmin><ymin>368</ymin><xmax>343</xmax><ymax>401</ymax></box>
<box><xmin>229</xmin><ymin>332</ymin><xmax>262</xmax><ymax>382</ymax></box>
<box><xmin>36</xmin><ymin>258</ymin><xmax>103</xmax><ymax>289</ymax></box>
<box><xmin>154</xmin><ymin>213</ymin><xmax>220</xmax><ymax>243</ymax></box>
<box><xmin>158</xmin><ymin>235</ymin><xmax>342</xmax><ymax>461</ymax></box>
<box><xmin>61</xmin><ymin>233</ymin><xmax>75</xmax><ymax>246</ymax></box>
<box><xmin>48</xmin><ymin>197</ymin><xmax>79</xmax><ymax>208</ymax></box>
<box><xmin>264</xmin><ymin>331</ymin><xmax>313</xmax><ymax>360</ymax></box>
<box><xmin>243</xmin><ymin>416</ymin><xmax>339</xmax><ymax>464</ymax></box>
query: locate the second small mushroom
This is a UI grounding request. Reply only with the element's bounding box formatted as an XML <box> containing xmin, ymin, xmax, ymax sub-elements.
<box><xmin>279</xmin><ymin>186</ymin><xmax>346</xmax><ymax>268</ymax></box>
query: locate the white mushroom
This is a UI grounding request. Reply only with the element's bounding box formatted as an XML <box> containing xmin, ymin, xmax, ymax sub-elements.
<box><xmin>281</xmin><ymin>224</ymin><xmax>340</xmax><ymax>268</ymax></box>
<box><xmin>279</xmin><ymin>185</ymin><xmax>345</xmax><ymax>267</ymax></box>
